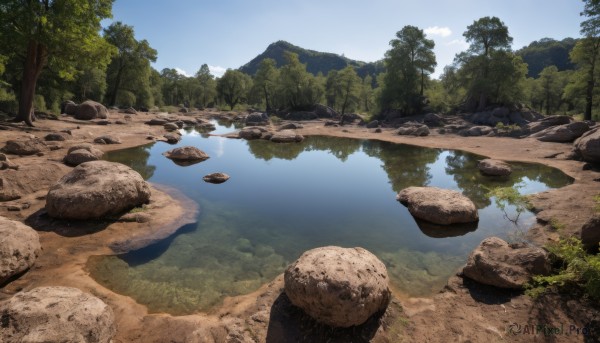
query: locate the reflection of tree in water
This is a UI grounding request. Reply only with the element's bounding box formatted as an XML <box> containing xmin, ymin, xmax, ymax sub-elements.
<box><xmin>445</xmin><ymin>151</ymin><xmax>574</xmax><ymax>209</ymax></box>
<box><xmin>105</xmin><ymin>144</ymin><xmax>157</xmax><ymax>180</ymax></box>
<box><xmin>363</xmin><ymin>141</ymin><xmax>440</xmax><ymax>193</ymax></box>
<box><xmin>246</xmin><ymin>136</ymin><xmax>362</xmax><ymax>162</ymax></box>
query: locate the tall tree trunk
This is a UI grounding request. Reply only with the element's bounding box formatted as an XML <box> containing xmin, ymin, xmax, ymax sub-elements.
<box><xmin>16</xmin><ymin>40</ymin><xmax>47</xmax><ymax>126</ymax></box>
<box><xmin>264</xmin><ymin>85</ymin><xmax>271</xmax><ymax>112</ymax></box>
<box><xmin>109</xmin><ymin>63</ymin><xmax>124</xmax><ymax>106</ymax></box>
<box><xmin>585</xmin><ymin>68</ymin><xmax>595</xmax><ymax>121</ymax></box>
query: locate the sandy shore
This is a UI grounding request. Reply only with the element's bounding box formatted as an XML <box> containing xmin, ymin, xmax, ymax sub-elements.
<box><xmin>0</xmin><ymin>111</ymin><xmax>598</xmax><ymax>342</ymax></box>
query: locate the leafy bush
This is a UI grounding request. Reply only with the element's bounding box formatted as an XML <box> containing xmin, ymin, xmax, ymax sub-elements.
<box><xmin>526</xmin><ymin>238</ymin><xmax>600</xmax><ymax>300</ymax></box>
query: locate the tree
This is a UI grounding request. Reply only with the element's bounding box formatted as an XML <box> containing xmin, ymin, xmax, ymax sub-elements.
<box><xmin>0</xmin><ymin>0</ymin><xmax>115</xmax><ymax>126</ymax></box>
<box><xmin>538</xmin><ymin>66</ymin><xmax>563</xmax><ymax>114</ymax></box>
<box><xmin>380</xmin><ymin>25</ymin><xmax>436</xmax><ymax>115</ymax></box>
<box><xmin>195</xmin><ymin>64</ymin><xmax>217</xmax><ymax>108</ymax></box>
<box><xmin>217</xmin><ymin>69</ymin><xmax>252</xmax><ymax>110</ymax></box>
<box><xmin>578</xmin><ymin>0</ymin><xmax>600</xmax><ymax>120</ymax></box>
<box><xmin>104</xmin><ymin>22</ymin><xmax>157</xmax><ymax>107</ymax></box>
<box><xmin>454</xmin><ymin>17</ymin><xmax>526</xmax><ymax>110</ymax></box>
<box><xmin>325</xmin><ymin>66</ymin><xmax>361</xmax><ymax>114</ymax></box>
<box><xmin>360</xmin><ymin>74</ymin><xmax>375</xmax><ymax>113</ymax></box>
<box><xmin>251</xmin><ymin>58</ymin><xmax>278</xmax><ymax>112</ymax></box>
<box><xmin>276</xmin><ymin>52</ymin><xmax>323</xmax><ymax>109</ymax></box>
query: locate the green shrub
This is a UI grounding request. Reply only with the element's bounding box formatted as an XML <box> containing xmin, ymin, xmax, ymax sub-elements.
<box><xmin>526</xmin><ymin>238</ymin><xmax>600</xmax><ymax>300</ymax></box>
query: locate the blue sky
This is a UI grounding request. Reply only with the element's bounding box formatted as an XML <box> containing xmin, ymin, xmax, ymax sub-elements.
<box><xmin>105</xmin><ymin>0</ymin><xmax>585</xmax><ymax>78</ymax></box>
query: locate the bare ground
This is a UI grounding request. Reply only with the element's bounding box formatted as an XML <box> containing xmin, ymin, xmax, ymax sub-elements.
<box><xmin>0</xmin><ymin>111</ymin><xmax>599</xmax><ymax>342</ymax></box>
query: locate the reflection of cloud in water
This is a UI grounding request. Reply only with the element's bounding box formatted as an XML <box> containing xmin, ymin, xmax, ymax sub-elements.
<box><xmin>214</xmin><ymin>137</ymin><xmax>225</xmax><ymax>157</ymax></box>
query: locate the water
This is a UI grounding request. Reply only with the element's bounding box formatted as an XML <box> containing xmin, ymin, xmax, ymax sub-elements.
<box><xmin>88</xmin><ymin>120</ymin><xmax>573</xmax><ymax>315</ymax></box>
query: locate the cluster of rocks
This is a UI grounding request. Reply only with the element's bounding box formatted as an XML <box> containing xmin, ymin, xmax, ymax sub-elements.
<box><xmin>62</xmin><ymin>100</ymin><xmax>108</xmax><ymax>120</ymax></box>
<box><xmin>238</xmin><ymin>127</ymin><xmax>304</xmax><ymax>143</ymax></box>
<box><xmin>282</xmin><ymin>104</ymin><xmax>339</xmax><ymax>121</ymax></box>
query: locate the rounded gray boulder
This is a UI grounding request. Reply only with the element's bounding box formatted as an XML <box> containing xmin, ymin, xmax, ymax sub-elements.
<box><xmin>0</xmin><ymin>217</ymin><xmax>41</xmax><ymax>284</ymax></box>
<box><xmin>478</xmin><ymin>159</ymin><xmax>512</xmax><ymax>176</ymax></box>
<box><xmin>45</xmin><ymin>161</ymin><xmax>151</xmax><ymax>220</ymax></box>
<box><xmin>284</xmin><ymin>246</ymin><xmax>391</xmax><ymax>328</ymax></box>
<box><xmin>0</xmin><ymin>286</ymin><xmax>116</xmax><ymax>343</ymax></box>
<box><xmin>397</xmin><ymin>186</ymin><xmax>479</xmax><ymax>225</ymax></box>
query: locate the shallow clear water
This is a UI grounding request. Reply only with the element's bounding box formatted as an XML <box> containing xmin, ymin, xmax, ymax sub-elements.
<box><xmin>88</xmin><ymin>120</ymin><xmax>573</xmax><ymax>315</ymax></box>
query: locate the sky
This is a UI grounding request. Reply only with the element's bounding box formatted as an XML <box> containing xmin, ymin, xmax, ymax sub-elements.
<box><xmin>105</xmin><ymin>0</ymin><xmax>585</xmax><ymax>79</ymax></box>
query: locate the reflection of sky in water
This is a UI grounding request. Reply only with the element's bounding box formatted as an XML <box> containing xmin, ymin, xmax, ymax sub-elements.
<box><xmin>90</xmin><ymin>121</ymin><xmax>574</xmax><ymax>314</ymax></box>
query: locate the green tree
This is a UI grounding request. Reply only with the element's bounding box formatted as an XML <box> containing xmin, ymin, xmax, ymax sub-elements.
<box><xmin>160</xmin><ymin>68</ymin><xmax>184</xmax><ymax>105</ymax></box>
<box><xmin>454</xmin><ymin>17</ymin><xmax>526</xmax><ymax>110</ymax></box>
<box><xmin>380</xmin><ymin>25</ymin><xmax>436</xmax><ymax>115</ymax></box>
<box><xmin>251</xmin><ymin>58</ymin><xmax>278</xmax><ymax>112</ymax></box>
<box><xmin>0</xmin><ymin>0</ymin><xmax>115</xmax><ymax>125</ymax></box>
<box><xmin>538</xmin><ymin>66</ymin><xmax>563</xmax><ymax>115</ymax></box>
<box><xmin>75</xmin><ymin>66</ymin><xmax>107</xmax><ymax>101</ymax></box>
<box><xmin>195</xmin><ymin>64</ymin><xmax>217</xmax><ymax>108</ymax></box>
<box><xmin>360</xmin><ymin>74</ymin><xmax>375</xmax><ymax>113</ymax></box>
<box><xmin>276</xmin><ymin>52</ymin><xmax>323</xmax><ymax>109</ymax></box>
<box><xmin>104</xmin><ymin>22</ymin><xmax>157</xmax><ymax>107</ymax></box>
<box><xmin>217</xmin><ymin>69</ymin><xmax>252</xmax><ymax>110</ymax></box>
<box><xmin>326</xmin><ymin>66</ymin><xmax>361</xmax><ymax>114</ymax></box>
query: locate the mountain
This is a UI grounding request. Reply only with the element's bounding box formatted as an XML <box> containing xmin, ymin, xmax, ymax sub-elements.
<box><xmin>516</xmin><ymin>37</ymin><xmax>578</xmax><ymax>78</ymax></box>
<box><xmin>238</xmin><ymin>40</ymin><xmax>384</xmax><ymax>78</ymax></box>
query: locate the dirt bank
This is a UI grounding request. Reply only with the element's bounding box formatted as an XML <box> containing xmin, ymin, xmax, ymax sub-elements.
<box><xmin>0</xmin><ymin>111</ymin><xmax>598</xmax><ymax>342</ymax></box>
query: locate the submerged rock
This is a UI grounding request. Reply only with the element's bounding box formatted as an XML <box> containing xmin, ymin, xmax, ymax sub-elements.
<box><xmin>163</xmin><ymin>146</ymin><xmax>209</xmax><ymax>166</ymax></box>
<box><xmin>284</xmin><ymin>246</ymin><xmax>391</xmax><ymax>328</ymax></box>
<box><xmin>397</xmin><ymin>186</ymin><xmax>479</xmax><ymax>225</ymax></box>
<box><xmin>478</xmin><ymin>159</ymin><xmax>512</xmax><ymax>176</ymax></box>
<box><xmin>462</xmin><ymin>237</ymin><xmax>550</xmax><ymax>289</ymax></box>
<box><xmin>0</xmin><ymin>286</ymin><xmax>116</xmax><ymax>343</ymax></box>
<box><xmin>46</xmin><ymin>161</ymin><xmax>151</xmax><ymax>220</ymax></box>
<box><xmin>0</xmin><ymin>216</ymin><xmax>41</xmax><ymax>284</ymax></box>
<box><xmin>203</xmin><ymin>172</ymin><xmax>230</xmax><ymax>184</ymax></box>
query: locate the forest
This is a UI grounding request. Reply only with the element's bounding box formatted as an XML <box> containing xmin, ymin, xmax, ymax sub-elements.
<box><xmin>1</xmin><ymin>0</ymin><xmax>600</xmax><ymax>126</ymax></box>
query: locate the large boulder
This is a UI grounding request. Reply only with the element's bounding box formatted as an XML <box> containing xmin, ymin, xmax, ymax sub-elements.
<box><xmin>61</xmin><ymin>100</ymin><xmax>76</xmax><ymax>114</ymax></box>
<box><xmin>64</xmin><ymin>145</ymin><xmax>104</xmax><ymax>166</ymax></box>
<box><xmin>581</xmin><ymin>214</ymin><xmax>600</xmax><ymax>250</ymax></box>
<box><xmin>526</xmin><ymin>115</ymin><xmax>572</xmax><ymax>134</ymax></box>
<box><xmin>270</xmin><ymin>130</ymin><xmax>304</xmax><ymax>143</ymax></box>
<box><xmin>45</xmin><ymin>161</ymin><xmax>151</xmax><ymax>220</ymax></box>
<box><xmin>0</xmin><ymin>163</ymin><xmax>68</xmax><ymax>202</ymax></box>
<box><xmin>478</xmin><ymin>159</ymin><xmax>512</xmax><ymax>176</ymax></box>
<box><xmin>0</xmin><ymin>286</ymin><xmax>116</xmax><ymax>343</ymax></box>
<box><xmin>239</xmin><ymin>127</ymin><xmax>266</xmax><ymax>140</ymax></box>
<box><xmin>397</xmin><ymin>123</ymin><xmax>430</xmax><ymax>136</ymax></box>
<box><xmin>314</xmin><ymin>104</ymin><xmax>338</xmax><ymax>118</ymax></box>
<box><xmin>397</xmin><ymin>186</ymin><xmax>479</xmax><ymax>225</ymax></box>
<box><xmin>423</xmin><ymin>113</ymin><xmax>443</xmax><ymax>127</ymax></box>
<box><xmin>531</xmin><ymin>121</ymin><xmax>591</xmax><ymax>142</ymax></box>
<box><xmin>245</xmin><ymin>112</ymin><xmax>270</xmax><ymax>126</ymax></box>
<box><xmin>93</xmin><ymin>135</ymin><xmax>121</xmax><ymax>144</ymax></box>
<box><xmin>44</xmin><ymin>132</ymin><xmax>71</xmax><ymax>142</ymax></box>
<box><xmin>163</xmin><ymin>122</ymin><xmax>180</xmax><ymax>131</ymax></box>
<box><xmin>75</xmin><ymin>100</ymin><xmax>108</xmax><ymax>120</ymax></box>
<box><xmin>163</xmin><ymin>146</ymin><xmax>209</xmax><ymax>166</ymax></box>
<box><xmin>574</xmin><ymin>127</ymin><xmax>600</xmax><ymax>163</ymax></box>
<box><xmin>284</xmin><ymin>246</ymin><xmax>391</xmax><ymax>328</ymax></box>
<box><xmin>0</xmin><ymin>217</ymin><xmax>41</xmax><ymax>284</ymax></box>
<box><xmin>2</xmin><ymin>138</ymin><xmax>46</xmax><ymax>156</ymax></box>
<box><xmin>462</xmin><ymin>237</ymin><xmax>551</xmax><ymax>289</ymax></box>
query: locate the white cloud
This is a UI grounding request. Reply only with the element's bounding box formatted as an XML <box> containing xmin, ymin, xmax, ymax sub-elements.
<box><xmin>425</xmin><ymin>26</ymin><xmax>452</xmax><ymax>38</ymax></box>
<box><xmin>209</xmin><ymin>65</ymin><xmax>227</xmax><ymax>78</ymax></box>
<box><xmin>174</xmin><ymin>67</ymin><xmax>191</xmax><ymax>77</ymax></box>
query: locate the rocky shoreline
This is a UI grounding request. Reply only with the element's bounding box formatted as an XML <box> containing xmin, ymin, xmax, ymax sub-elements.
<box><xmin>0</xmin><ymin>108</ymin><xmax>599</xmax><ymax>342</ymax></box>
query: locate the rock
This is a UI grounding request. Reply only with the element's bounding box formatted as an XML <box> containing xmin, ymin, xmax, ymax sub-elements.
<box><xmin>124</xmin><ymin>107</ymin><xmax>137</xmax><ymax>114</ymax></box>
<box><xmin>374</xmin><ymin>128</ymin><xmax>382</xmax><ymax>133</ymax></box>
<box><xmin>163</xmin><ymin>133</ymin><xmax>181</xmax><ymax>144</ymax></box>
<box><xmin>270</xmin><ymin>130</ymin><xmax>304</xmax><ymax>143</ymax></box>
<box><xmin>164</xmin><ymin>122</ymin><xmax>180</xmax><ymax>131</ymax></box>
<box><xmin>340</xmin><ymin>113</ymin><xmax>362</xmax><ymax>124</ymax></box>
<box><xmin>581</xmin><ymin>214</ymin><xmax>600</xmax><ymax>250</ymax></box>
<box><xmin>478</xmin><ymin>159</ymin><xmax>512</xmax><ymax>176</ymax></box>
<box><xmin>286</xmin><ymin>111</ymin><xmax>318</xmax><ymax>121</ymax></box>
<box><xmin>64</xmin><ymin>147</ymin><xmax>104</xmax><ymax>166</ymax></box>
<box><xmin>527</xmin><ymin>115</ymin><xmax>572</xmax><ymax>134</ymax></box>
<box><xmin>60</xmin><ymin>100</ymin><xmax>76</xmax><ymax>114</ymax></box>
<box><xmin>45</xmin><ymin>161</ymin><xmax>151</xmax><ymax>220</ymax></box>
<box><xmin>531</xmin><ymin>121</ymin><xmax>591</xmax><ymax>142</ymax></box>
<box><xmin>314</xmin><ymin>104</ymin><xmax>338</xmax><ymax>118</ymax></box>
<box><xmin>196</xmin><ymin>122</ymin><xmax>216</xmax><ymax>131</ymax></box>
<box><xmin>146</xmin><ymin>118</ymin><xmax>169</xmax><ymax>125</ymax></box>
<box><xmin>239</xmin><ymin>127</ymin><xmax>264</xmax><ymax>140</ymax></box>
<box><xmin>423</xmin><ymin>113</ymin><xmax>443</xmax><ymax>127</ymax></box>
<box><xmin>95</xmin><ymin>119</ymin><xmax>111</xmax><ymax>125</ymax></box>
<box><xmin>0</xmin><ymin>286</ymin><xmax>116</xmax><ymax>343</ymax></box>
<box><xmin>179</xmin><ymin>107</ymin><xmax>189</xmax><ymax>113</ymax></box>
<box><xmin>64</xmin><ymin>101</ymin><xmax>78</xmax><ymax>116</ymax></box>
<box><xmin>203</xmin><ymin>172</ymin><xmax>230</xmax><ymax>184</ymax></box>
<box><xmin>462</xmin><ymin>237</ymin><xmax>551</xmax><ymax>289</ymax></box>
<box><xmin>397</xmin><ymin>123</ymin><xmax>429</xmax><ymax>136</ymax></box>
<box><xmin>44</xmin><ymin>132</ymin><xmax>71</xmax><ymax>142</ymax></box>
<box><xmin>1</xmin><ymin>138</ymin><xmax>46</xmax><ymax>156</ymax></box>
<box><xmin>366</xmin><ymin>120</ymin><xmax>379</xmax><ymax>129</ymax></box>
<box><xmin>574</xmin><ymin>127</ymin><xmax>600</xmax><ymax>163</ymax></box>
<box><xmin>0</xmin><ymin>153</ymin><xmax>18</xmax><ymax>170</ymax></box>
<box><xmin>0</xmin><ymin>163</ymin><xmax>68</xmax><ymax>201</ymax></box>
<box><xmin>163</xmin><ymin>146</ymin><xmax>209</xmax><ymax>166</ymax></box>
<box><xmin>246</xmin><ymin>112</ymin><xmax>270</xmax><ymax>126</ymax></box>
<box><xmin>324</xmin><ymin>120</ymin><xmax>338</xmax><ymax>127</ymax></box>
<box><xmin>284</xmin><ymin>246</ymin><xmax>391</xmax><ymax>328</ymax></box>
<box><xmin>75</xmin><ymin>100</ymin><xmax>108</xmax><ymax>120</ymax></box>
<box><xmin>93</xmin><ymin>135</ymin><xmax>121</xmax><ymax>144</ymax></box>
<box><xmin>277</xmin><ymin>123</ymin><xmax>303</xmax><ymax>131</ymax></box>
<box><xmin>0</xmin><ymin>216</ymin><xmax>40</xmax><ymax>284</ymax></box>
<box><xmin>397</xmin><ymin>186</ymin><xmax>479</xmax><ymax>225</ymax></box>
<box><xmin>461</xmin><ymin>125</ymin><xmax>493</xmax><ymax>137</ymax></box>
